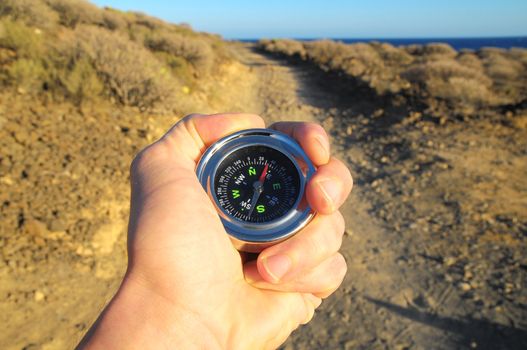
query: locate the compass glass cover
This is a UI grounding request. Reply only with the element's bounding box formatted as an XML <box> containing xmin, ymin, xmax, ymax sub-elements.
<box><xmin>213</xmin><ymin>145</ymin><xmax>301</xmax><ymax>223</ymax></box>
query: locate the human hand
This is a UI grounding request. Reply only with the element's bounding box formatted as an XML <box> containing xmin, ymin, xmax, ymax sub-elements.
<box><xmin>78</xmin><ymin>113</ymin><xmax>353</xmax><ymax>349</ymax></box>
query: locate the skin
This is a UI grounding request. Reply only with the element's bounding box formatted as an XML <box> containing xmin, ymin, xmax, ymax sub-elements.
<box><xmin>78</xmin><ymin>113</ymin><xmax>353</xmax><ymax>350</ymax></box>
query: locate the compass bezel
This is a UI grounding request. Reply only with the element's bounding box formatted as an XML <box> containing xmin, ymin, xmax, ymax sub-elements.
<box><xmin>196</xmin><ymin>129</ymin><xmax>316</xmax><ymax>252</ymax></box>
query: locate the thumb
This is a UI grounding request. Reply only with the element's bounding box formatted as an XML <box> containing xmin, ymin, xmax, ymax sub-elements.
<box><xmin>131</xmin><ymin>113</ymin><xmax>265</xmax><ymax>189</ymax></box>
<box><xmin>127</xmin><ymin>113</ymin><xmax>265</xmax><ymax>245</ymax></box>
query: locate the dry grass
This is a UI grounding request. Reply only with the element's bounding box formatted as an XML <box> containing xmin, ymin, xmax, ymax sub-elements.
<box><xmin>45</xmin><ymin>0</ymin><xmax>102</xmax><ymax>28</ymax></box>
<box><xmin>76</xmin><ymin>26</ymin><xmax>178</xmax><ymax>109</ymax></box>
<box><xmin>0</xmin><ymin>0</ymin><xmax>230</xmax><ymax>112</ymax></box>
<box><xmin>0</xmin><ymin>0</ymin><xmax>59</xmax><ymax>29</ymax></box>
<box><xmin>145</xmin><ymin>31</ymin><xmax>214</xmax><ymax>73</ymax></box>
<box><xmin>259</xmin><ymin>38</ymin><xmax>527</xmax><ymax>118</ymax></box>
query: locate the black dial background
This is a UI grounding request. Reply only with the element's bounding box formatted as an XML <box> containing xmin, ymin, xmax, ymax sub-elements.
<box><xmin>214</xmin><ymin>145</ymin><xmax>301</xmax><ymax>223</ymax></box>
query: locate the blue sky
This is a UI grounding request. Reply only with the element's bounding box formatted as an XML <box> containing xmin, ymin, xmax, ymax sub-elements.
<box><xmin>91</xmin><ymin>0</ymin><xmax>527</xmax><ymax>39</ymax></box>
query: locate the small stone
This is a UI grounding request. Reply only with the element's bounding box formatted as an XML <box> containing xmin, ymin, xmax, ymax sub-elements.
<box><xmin>444</xmin><ymin>257</ymin><xmax>457</xmax><ymax>266</ymax></box>
<box><xmin>34</xmin><ymin>290</ymin><xmax>45</xmax><ymax>302</ymax></box>
<box><xmin>0</xmin><ymin>176</ymin><xmax>13</xmax><ymax>185</ymax></box>
<box><xmin>460</xmin><ymin>282</ymin><xmax>472</xmax><ymax>291</ymax></box>
<box><xmin>49</xmin><ymin>219</ymin><xmax>66</xmax><ymax>232</ymax></box>
<box><xmin>24</xmin><ymin>219</ymin><xmax>48</xmax><ymax>237</ymax></box>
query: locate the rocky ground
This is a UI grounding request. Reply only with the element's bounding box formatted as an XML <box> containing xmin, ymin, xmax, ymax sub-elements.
<box><xmin>1</xmin><ymin>43</ymin><xmax>526</xmax><ymax>349</ymax></box>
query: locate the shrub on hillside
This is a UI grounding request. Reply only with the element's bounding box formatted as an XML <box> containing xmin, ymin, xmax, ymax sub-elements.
<box><xmin>482</xmin><ymin>52</ymin><xmax>523</xmax><ymax>81</ymax></box>
<box><xmin>145</xmin><ymin>32</ymin><xmax>213</xmax><ymax>73</ymax></box>
<box><xmin>6</xmin><ymin>58</ymin><xmax>47</xmax><ymax>94</ymax></box>
<box><xmin>374</xmin><ymin>42</ymin><xmax>414</xmax><ymax>66</ymax></box>
<box><xmin>0</xmin><ymin>19</ymin><xmax>44</xmax><ymax>58</ymax></box>
<box><xmin>76</xmin><ymin>25</ymin><xmax>177</xmax><ymax>109</ymax></box>
<box><xmin>45</xmin><ymin>0</ymin><xmax>102</xmax><ymax>28</ymax></box>
<box><xmin>0</xmin><ymin>0</ymin><xmax>59</xmax><ymax>29</ymax></box>
<box><xmin>403</xmin><ymin>58</ymin><xmax>493</xmax><ymax>109</ymax></box>
<box><xmin>100</xmin><ymin>8</ymin><xmax>128</xmax><ymax>31</ymax></box>
<box><xmin>457</xmin><ymin>52</ymin><xmax>484</xmax><ymax>71</ymax></box>
<box><xmin>258</xmin><ymin>39</ymin><xmax>306</xmax><ymax>58</ymax></box>
<box><xmin>406</xmin><ymin>43</ymin><xmax>457</xmax><ymax>59</ymax></box>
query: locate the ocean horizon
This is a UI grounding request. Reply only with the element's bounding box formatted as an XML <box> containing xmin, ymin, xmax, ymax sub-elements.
<box><xmin>238</xmin><ymin>36</ymin><xmax>527</xmax><ymax>51</ymax></box>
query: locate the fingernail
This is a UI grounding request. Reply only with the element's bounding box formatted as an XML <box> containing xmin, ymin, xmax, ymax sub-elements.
<box><xmin>317</xmin><ymin>179</ymin><xmax>340</xmax><ymax>211</ymax></box>
<box><xmin>314</xmin><ymin>135</ymin><xmax>329</xmax><ymax>161</ymax></box>
<box><xmin>262</xmin><ymin>254</ymin><xmax>292</xmax><ymax>283</ymax></box>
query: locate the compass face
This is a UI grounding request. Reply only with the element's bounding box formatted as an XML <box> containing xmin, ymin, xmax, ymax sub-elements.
<box><xmin>214</xmin><ymin>145</ymin><xmax>301</xmax><ymax>223</ymax></box>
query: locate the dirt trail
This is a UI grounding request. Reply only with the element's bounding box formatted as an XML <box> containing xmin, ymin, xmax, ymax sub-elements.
<box><xmin>225</xmin><ymin>44</ymin><xmax>422</xmax><ymax>349</ymax></box>
<box><xmin>226</xmin><ymin>44</ymin><xmax>527</xmax><ymax>349</ymax></box>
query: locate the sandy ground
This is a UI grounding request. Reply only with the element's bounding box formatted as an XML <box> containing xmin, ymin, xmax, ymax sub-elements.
<box><xmin>1</xmin><ymin>43</ymin><xmax>526</xmax><ymax>349</ymax></box>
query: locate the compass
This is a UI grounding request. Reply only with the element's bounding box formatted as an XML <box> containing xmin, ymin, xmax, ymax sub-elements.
<box><xmin>196</xmin><ymin>129</ymin><xmax>316</xmax><ymax>252</ymax></box>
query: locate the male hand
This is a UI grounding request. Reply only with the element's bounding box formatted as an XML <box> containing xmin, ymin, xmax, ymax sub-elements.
<box><xmin>78</xmin><ymin>113</ymin><xmax>353</xmax><ymax>349</ymax></box>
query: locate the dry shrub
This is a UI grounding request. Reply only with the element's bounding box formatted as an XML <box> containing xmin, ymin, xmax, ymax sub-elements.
<box><xmin>132</xmin><ymin>11</ymin><xmax>168</xmax><ymax>30</ymax></box>
<box><xmin>403</xmin><ymin>58</ymin><xmax>493</xmax><ymax>108</ymax></box>
<box><xmin>0</xmin><ymin>19</ymin><xmax>43</xmax><ymax>58</ymax></box>
<box><xmin>423</xmin><ymin>43</ymin><xmax>457</xmax><ymax>58</ymax></box>
<box><xmin>375</xmin><ymin>42</ymin><xmax>414</xmax><ymax>66</ymax></box>
<box><xmin>145</xmin><ymin>32</ymin><xmax>214</xmax><ymax>73</ymax></box>
<box><xmin>258</xmin><ymin>39</ymin><xmax>306</xmax><ymax>58</ymax></box>
<box><xmin>428</xmin><ymin>77</ymin><xmax>492</xmax><ymax>107</ymax></box>
<box><xmin>509</xmin><ymin>48</ymin><xmax>527</xmax><ymax>65</ymax></box>
<box><xmin>482</xmin><ymin>53</ymin><xmax>523</xmax><ymax>81</ymax></box>
<box><xmin>457</xmin><ymin>52</ymin><xmax>484</xmax><ymax>71</ymax></box>
<box><xmin>406</xmin><ymin>43</ymin><xmax>457</xmax><ymax>59</ymax></box>
<box><xmin>45</xmin><ymin>0</ymin><xmax>102</xmax><ymax>28</ymax></box>
<box><xmin>60</xmin><ymin>57</ymin><xmax>104</xmax><ymax>104</ymax></box>
<box><xmin>75</xmin><ymin>25</ymin><xmax>177</xmax><ymax>109</ymax></box>
<box><xmin>0</xmin><ymin>0</ymin><xmax>59</xmax><ymax>29</ymax></box>
<box><xmin>101</xmin><ymin>8</ymin><xmax>128</xmax><ymax>31</ymax></box>
<box><xmin>6</xmin><ymin>58</ymin><xmax>47</xmax><ymax>93</ymax></box>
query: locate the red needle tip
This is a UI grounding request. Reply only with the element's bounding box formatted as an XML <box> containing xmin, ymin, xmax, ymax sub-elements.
<box><xmin>259</xmin><ymin>164</ymin><xmax>269</xmax><ymax>183</ymax></box>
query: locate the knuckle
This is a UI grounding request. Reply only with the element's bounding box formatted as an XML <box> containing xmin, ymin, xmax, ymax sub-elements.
<box><xmin>130</xmin><ymin>141</ymin><xmax>169</xmax><ymax>174</ymax></box>
<box><xmin>317</xmin><ymin>254</ymin><xmax>347</xmax><ymax>299</ymax></box>
<box><xmin>333</xmin><ymin>211</ymin><xmax>346</xmax><ymax>236</ymax></box>
<box><xmin>300</xmin><ymin>294</ymin><xmax>319</xmax><ymax>325</ymax></box>
<box><xmin>304</xmin><ymin>215</ymin><xmax>343</xmax><ymax>260</ymax></box>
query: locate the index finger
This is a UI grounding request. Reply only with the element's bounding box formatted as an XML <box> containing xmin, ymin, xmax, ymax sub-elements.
<box><xmin>269</xmin><ymin>122</ymin><xmax>330</xmax><ymax>166</ymax></box>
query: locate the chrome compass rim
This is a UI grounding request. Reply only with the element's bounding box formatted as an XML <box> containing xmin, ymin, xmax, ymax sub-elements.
<box><xmin>196</xmin><ymin>128</ymin><xmax>316</xmax><ymax>252</ymax></box>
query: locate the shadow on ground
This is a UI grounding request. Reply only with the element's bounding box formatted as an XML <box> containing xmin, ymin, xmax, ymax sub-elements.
<box><xmin>365</xmin><ymin>296</ymin><xmax>527</xmax><ymax>349</ymax></box>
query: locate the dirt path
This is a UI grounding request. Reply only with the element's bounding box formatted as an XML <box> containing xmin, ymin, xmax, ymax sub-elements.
<box><xmin>225</xmin><ymin>44</ymin><xmax>422</xmax><ymax>349</ymax></box>
<box><xmin>225</xmin><ymin>44</ymin><xmax>527</xmax><ymax>349</ymax></box>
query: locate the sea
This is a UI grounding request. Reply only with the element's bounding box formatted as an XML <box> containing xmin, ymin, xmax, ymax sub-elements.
<box><xmin>239</xmin><ymin>37</ymin><xmax>527</xmax><ymax>51</ymax></box>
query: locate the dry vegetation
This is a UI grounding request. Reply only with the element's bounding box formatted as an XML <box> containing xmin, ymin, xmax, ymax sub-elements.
<box><xmin>0</xmin><ymin>0</ymin><xmax>228</xmax><ymax>112</ymax></box>
<box><xmin>259</xmin><ymin>39</ymin><xmax>527</xmax><ymax>120</ymax></box>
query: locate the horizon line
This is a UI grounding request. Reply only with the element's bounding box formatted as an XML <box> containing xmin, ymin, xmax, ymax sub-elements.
<box><xmin>231</xmin><ymin>35</ymin><xmax>527</xmax><ymax>41</ymax></box>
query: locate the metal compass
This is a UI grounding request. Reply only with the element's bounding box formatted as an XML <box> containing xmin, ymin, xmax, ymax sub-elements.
<box><xmin>196</xmin><ymin>129</ymin><xmax>316</xmax><ymax>252</ymax></box>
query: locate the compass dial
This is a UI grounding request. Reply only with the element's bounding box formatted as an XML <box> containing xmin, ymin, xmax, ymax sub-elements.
<box><xmin>214</xmin><ymin>145</ymin><xmax>301</xmax><ymax>223</ymax></box>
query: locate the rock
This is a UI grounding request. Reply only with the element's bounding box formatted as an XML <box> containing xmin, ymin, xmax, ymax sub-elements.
<box><xmin>49</xmin><ymin>219</ymin><xmax>66</xmax><ymax>232</ymax></box>
<box><xmin>34</xmin><ymin>290</ymin><xmax>45</xmax><ymax>302</ymax></box>
<box><xmin>460</xmin><ymin>282</ymin><xmax>472</xmax><ymax>291</ymax></box>
<box><xmin>91</xmin><ymin>221</ymin><xmax>124</xmax><ymax>255</ymax></box>
<box><xmin>24</xmin><ymin>219</ymin><xmax>48</xmax><ymax>237</ymax></box>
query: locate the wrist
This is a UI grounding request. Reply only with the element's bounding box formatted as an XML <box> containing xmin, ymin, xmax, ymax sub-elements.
<box><xmin>77</xmin><ymin>271</ymin><xmax>223</xmax><ymax>349</ymax></box>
